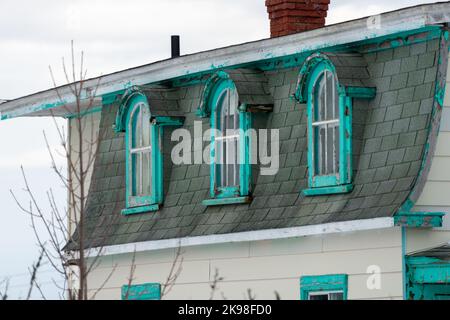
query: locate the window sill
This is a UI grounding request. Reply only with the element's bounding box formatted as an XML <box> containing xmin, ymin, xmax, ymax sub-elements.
<box><xmin>202</xmin><ymin>196</ymin><xmax>252</xmax><ymax>207</ymax></box>
<box><xmin>302</xmin><ymin>184</ymin><xmax>354</xmax><ymax>197</ymax></box>
<box><xmin>121</xmin><ymin>204</ymin><xmax>160</xmax><ymax>216</ymax></box>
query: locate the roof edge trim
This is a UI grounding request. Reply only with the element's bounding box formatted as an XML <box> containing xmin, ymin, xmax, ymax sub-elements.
<box><xmin>3</xmin><ymin>3</ymin><xmax>450</xmax><ymax>119</ymax></box>
<box><xmin>76</xmin><ymin>217</ymin><xmax>395</xmax><ymax>257</ymax></box>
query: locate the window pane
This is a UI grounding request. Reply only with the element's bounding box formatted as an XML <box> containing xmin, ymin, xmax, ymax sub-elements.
<box><xmin>325</xmin><ymin>71</ymin><xmax>334</xmax><ymax>121</ymax></box>
<box><xmin>308</xmin><ymin>292</ymin><xmax>344</xmax><ymax>300</ymax></box>
<box><xmin>141</xmin><ymin>151</ymin><xmax>151</xmax><ymax>196</ymax></box>
<box><xmin>309</xmin><ymin>294</ymin><xmax>328</xmax><ymax>300</ymax></box>
<box><xmin>329</xmin><ymin>292</ymin><xmax>344</xmax><ymax>300</ymax></box>
<box><xmin>132</xmin><ymin>153</ymin><xmax>140</xmax><ymax>196</ymax></box>
<box><xmin>129</xmin><ymin>102</ymin><xmax>152</xmax><ymax>199</ymax></box>
<box><xmin>312</xmin><ymin>69</ymin><xmax>341</xmax><ymax>179</ymax></box>
<box><xmin>216</xmin><ymin>88</ymin><xmax>239</xmax><ymax>188</ymax></box>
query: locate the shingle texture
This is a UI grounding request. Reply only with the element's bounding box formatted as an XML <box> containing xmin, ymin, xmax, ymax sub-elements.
<box><xmin>68</xmin><ymin>40</ymin><xmax>441</xmax><ymax>249</ymax></box>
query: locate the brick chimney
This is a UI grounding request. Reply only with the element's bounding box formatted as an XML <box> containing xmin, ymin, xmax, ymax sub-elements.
<box><xmin>266</xmin><ymin>0</ymin><xmax>330</xmax><ymax>37</ymax></box>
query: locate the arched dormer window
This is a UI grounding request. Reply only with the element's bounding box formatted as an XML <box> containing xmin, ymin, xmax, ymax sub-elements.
<box><xmin>128</xmin><ymin>96</ymin><xmax>152</xmax><ymax>200</ymax></box>
<box><xmin>296</xmin><ymin>53</ymin><xmax>376</xmax><ymax>196</ymax></box>
<box><xmin>308</xmin><ymin>62</ymin><xmax>349</xmax><ymax>189</ymax></box>
<box><xmin>118</xmin><ymin>92</ymin><xmax>163</xmax><ymax>215</ymax></box>
<box><xmin>199</xmin><ymin>72</ymin><xmax>253</xmax><ymax>206</ymax></box>
<box><xmin>114</xmin><ymin>88</ymin><xmax>184</xmax><ymax>215</ymax></box>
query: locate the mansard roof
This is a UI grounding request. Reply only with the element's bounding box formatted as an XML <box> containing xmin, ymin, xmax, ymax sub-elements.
<box><xmin>66</xmin><ymin>32</ymin><xmax>447</xmax><ymax>249</ymax></box>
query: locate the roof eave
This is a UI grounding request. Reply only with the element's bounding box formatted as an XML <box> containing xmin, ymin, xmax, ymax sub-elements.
<box><xmin>1</xmin><ymin>2</ymin><xmax>450</xmax><ymax>119</ymax></box>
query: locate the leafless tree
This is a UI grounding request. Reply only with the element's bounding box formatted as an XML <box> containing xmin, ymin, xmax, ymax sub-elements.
<box><xmin>209</xmin><ymin>268</ymin><xmax>224</xmax><ymax>300</ymax></box>
<box><xmin>161</xmin><ymin>244</ymin><xmax>184</xmax><ymax>299</ymax></box>
<box><xmin>9</xmin><ymin>41</ymin><xmax>115</xmax><ymax>300</ymax></box>
<box><xmin>0</xmin><ymin>279</ymin><xmax>9</xmax><ymax>300</ymax></box>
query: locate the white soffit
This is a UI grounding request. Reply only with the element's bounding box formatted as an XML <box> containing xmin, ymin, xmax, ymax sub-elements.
<box><xmin>80</xmin><ymin>217</ymin><xmax>395</xmax><ymax>258</ymax></box>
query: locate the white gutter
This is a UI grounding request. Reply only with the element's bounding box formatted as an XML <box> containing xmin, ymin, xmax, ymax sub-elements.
<box><xmin>82</xmin><ymin>217</ymin><xmax>395</xmax><ymax>258</ymax></box>
<box><xmin>2</xmin><ymin>3</ymin><xmax>450</xmax><ymax>119</ymax></box>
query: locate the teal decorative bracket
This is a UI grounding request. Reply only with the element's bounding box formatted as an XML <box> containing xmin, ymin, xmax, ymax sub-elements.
<box><xmin>345</xmin><ymin>86</ymin><xmax>377</xmax><ymax>99</ymax></box>
<box><xmin>202</xmin><ymin>196</ymin><xmax>252</xmax><ymax>207</ymax></box>
<box><xmin>151</xmin><ymin>116</ymin><xmax>185</xmax><ymax>127</ymax></box>
<box><xmin>196</xmin><ymin>71</ymin><xmax>230</xmax><ymax>118</ymax></box>
<box><xmin>113</xmin><ymin>87</ymin><xmax>147</xmax><ymax>133</ymax></box>
<box><xmin>394</xmin><ymin>212</ymin><xmax>446</xmax><ymax>228</ymax></box>
<box><xmin>302</xmin><ymin>184</ymin><xmax>354</xmax><ymax>197</ymax></box>
<box><xmin>121</xmin><ymin>204</ymin><xmax>160</xmax><ymax>216</ymax></box>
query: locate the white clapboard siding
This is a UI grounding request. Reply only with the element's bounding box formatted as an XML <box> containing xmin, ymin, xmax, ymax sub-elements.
<box><xmin>87</xmin><ymin>227</ymin><xmax>403</xmax><ymax>300</ymax></box>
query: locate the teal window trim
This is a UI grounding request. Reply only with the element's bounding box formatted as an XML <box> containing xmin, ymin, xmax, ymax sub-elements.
<box><xmin>300</xmin><ymin>274</ymin><xmax>348</xmax><ymax>300</ymax></box>
<box><xmin>121</xmin><ymin>204</ymin><xmax>160</xmax><ymax>216</ymax></box>
<box><xmin>121</xmin><ymin>283</ymin><xmax>161</xmax><ymax>300</ymax></box>
<box><xmin>202</xmin><ymin>196</ymin><xmax>251</xmax><ymax>207</ymax></box>
<box><xmin>204</xmin><ymin>73</ymin><xmax>252</xmax><ymax>205</ymax></box>
<box><xmin>123</xmin><ymin>93</ymin><xmax>163</xmax><ymax>215</ymax></box>
<box><xmin>305</xmin><ymin>61</ymin><xmax>353</xmax><ymax>194</ymax></box>
<box><xmin>302</xmin><ymin>184</ymin><xmax>354</xmax><ymax>197</ymax></box>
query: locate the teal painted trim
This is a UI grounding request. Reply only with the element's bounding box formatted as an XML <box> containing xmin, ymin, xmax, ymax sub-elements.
<box><xmin>121</xmin><ymin>283</ymin><xmax>161</xmax><ymax>300</ymax></box>
<box><xmin>395</xmin><ymin>29</ymin><xmax>448</xmax><ymax>220</ymax></box>
<box><xmin>215</xmin><ymin>186</ymin><xmax>240</xmax><ymax>199</ymax></box>
<box><xmin>356</xmin><ymin>26</ymin><xmax>442</xmax><ymax>53</ymax></box>
<box><xmin>152</xmin><ymin>116</ymin><xmax>185</xmax><ymax>127</ymax></box>
<box><xmin>102</xmin><ymin>90</ymin><xmax>125</xmax><ymax>106</ymax></box>
<box><xmin>197</xmin><ymin>71</ymin><xmax>230</xmax><ymax>118</ymax></box>
<box><xmin>64</xmin><ymin>106</ymin><xmax>103</xmax><ymax>119</ymax></box>
<box><xmin>402</xmin><ymin>227</ymin><xmax>407</xmax><ymax>300</ymax></box>
<box><xmin>300</xmin><ymin>274</ymin><xmax>348</xmax><ymax>300</ymax></box>
<box><xmin>406</xmin><ymin>256</ymin><xmax>450</xmax><ymax>299</ymax></box>
<box><xmin>151</xmin><ymin>125</ymin><xmax>164</xmax><ymax>205</ymax></box>
<box><xmin>345</xmin><ymin>86</ymin><xmax>377</xmax><ymax>99</ymax></box>
<box><xmin>341</xmin><ymin>96</ymin><xmax>353</xmax><ymax>185</ymax></box>
<box><xmin>202</xmin><ymin>196</ymin><xmax>251</xmax><ymax>207</ymax></box>
<box><xmin>1</xmin><ymin>100</ymin><xmax>67</xmax><ymax>120</ymax></box>
<box><xmin>239</xmin><ymin>110</ymin><xmax>252</xmax><ymax>197</ymax></box>
<box><xmin>121</xmin><ymin>204</ymin><xmax>160</xmax><ymax>216</ymax></box>
<box><xmin>114</xmin><ymin>87</ymin><xmax>147</xmax><ymax>133</ymax></box>
<box><xmin>1</xmin><ymin>27</ymin><xmax>440</xmax><ymax>121</ymax></box>
<box><xmin>302</xmin><ymin>184</ymin><xmax>354</xmax><ymax>197</ymax></box>
<box><xmin>394</xmin><ymin>212</ymin><xmax>446</xmax><ymax>228</ymax></box>
<box><xmin>295</xmin><ymin>53</ymin><xmax>337</xmax><ymax>103</ymax></box>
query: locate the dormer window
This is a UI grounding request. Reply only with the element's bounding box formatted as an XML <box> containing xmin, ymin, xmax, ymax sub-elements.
<box><xmin>128</xmin><ymin>98</ymin><xmax>152</xmax><ymax>200</ymax></box>
<box><xmin>308</xmin><ymin>64</ymin><xmax>348</xmax><ymax>190</ymax></box>
<box><xmin>119</xmin><ymin>92</ymin><xmax>164</xmax><ymax>215</ymax></box>
<box><xmin>198</xmin><ymin>71</ymin><xmax>256</xmax><ymax>206</ymax></box>
<box><xmin>295</xmin><ymin>53</ymin><xmax>376</xmax><ymax>196</ymax></box>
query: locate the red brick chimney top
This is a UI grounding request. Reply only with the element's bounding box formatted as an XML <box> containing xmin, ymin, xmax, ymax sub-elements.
<box><xmin>266</xmin><ymin>0</ymin><xmax>330</xmax><ymax>38</ymax></box>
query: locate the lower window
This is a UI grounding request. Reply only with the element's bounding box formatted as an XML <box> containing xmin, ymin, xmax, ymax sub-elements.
<box><xmin>300</xmin><ymin>274</ymin><xmax>348</xmax><ymax>300</ymax></box>
<box><xmin>121</xmin><ymin>283</ymin><xmax>161</xmax><ymax>300</ymax></box>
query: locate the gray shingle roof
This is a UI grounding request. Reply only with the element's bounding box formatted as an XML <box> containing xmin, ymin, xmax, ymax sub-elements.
<box><xmin>67</xmin><ymin>39</ymin><xmax>442</xmax><ymax>250</ymax></box>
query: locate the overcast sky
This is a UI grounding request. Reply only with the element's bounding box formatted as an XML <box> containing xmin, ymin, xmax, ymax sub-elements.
<box><xmin>0</xmin><ymin>0</ymin><xmax>440</xmax><ymax>299</ymax></box>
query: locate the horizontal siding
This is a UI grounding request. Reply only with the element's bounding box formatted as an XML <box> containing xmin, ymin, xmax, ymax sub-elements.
<box><xmin>406</xmin><ymin>228</ymin><xmax>450</xmax><ymax>254</ymax></box>
<box><xmin>411</xmin><ymin>54</ymin><xmax>450</xmax><ymax>254</ymax></box>
<box><xmin>87</xmin><ymin>228</ymin><xmax>402</xmax><ymax>300</ymax></box>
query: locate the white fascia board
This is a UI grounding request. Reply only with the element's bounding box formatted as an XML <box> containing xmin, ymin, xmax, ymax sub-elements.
<box><xmin>2</xmin><ymin>3</ymin><xmax>450</xmax><ymax>119</ymax></box>
<box><xmin>81</xmin><ymin>217</ymin><xmax>395</xmax><ymax>258</ymax></box>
